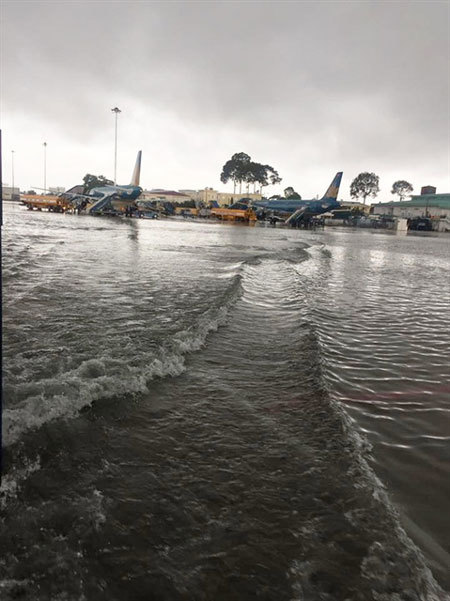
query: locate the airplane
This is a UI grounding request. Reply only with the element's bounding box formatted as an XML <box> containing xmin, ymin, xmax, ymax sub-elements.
<box><xmin>251</xmin><ymin>172</ymin><xmax>343</xmax><ymax>225</ymax></box>
<box><xmin>60</xmin><ymin>151</ymin><xmax>143</xmax><ymax>214</ymax></box>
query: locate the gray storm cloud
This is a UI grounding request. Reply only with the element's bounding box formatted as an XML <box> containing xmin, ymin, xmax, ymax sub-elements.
<box><xmin>2</xmin><ymin>1</ymin><xmax>449</xmax><ymax>194</ymax></box>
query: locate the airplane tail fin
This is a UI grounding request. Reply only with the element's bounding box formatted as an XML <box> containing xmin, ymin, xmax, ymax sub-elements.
<box><xmin>130</xmin><ymin>151</ymin><xmax>142</xmax><ymax>186</ymax></box>
<box><xmin>321</xmin><ymin>172</ymin><xmax>343</xmax><ymax>200</ymax></box>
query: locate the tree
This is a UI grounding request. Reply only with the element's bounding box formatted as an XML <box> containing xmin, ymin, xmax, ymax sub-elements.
<box><xmin>284</xmin><ymin>186</ymin><xmax>302</xmax><ymax>200</ymax></box>
<box><xmin>245</xmin><ymin>162</ymin><xmax>268</xmax><ymax>193</ymax></box>
<box><xmin>243</xmin><ymin>162</ymin><xmax>258</xmax><ymax>193</ymax></box>
<box><xmin>220</xmin><ymin>152</ymin><xmax>251</xmax><ymax>194</ymax></box>
<box><xmin>26</xmin><ymin>190</ymin><xmax>36</xmax><ymax>195</ymax></box>
<box><xmin>251</xmin><ymin>163</ymin><xmax>270</xmax><ymax>193</ymax></box>
<box><xmin>350</xmin><ymin>172</ymin><xmax>380</xmax><ymax>204</ymax></box>
<box><xmin>82</xmin><ymin>174</ymin><xmax>114</xmax><ymax>194</ymax></box>
<box><xmin>391</xmin><ymin>180</ymin><xmax>413</xmax><ymax>202</ymax></box>
<box><xmin>266</xmin><ymin>165</ymin><xmax>282</xmax><ymax>187</ymax></box>
<box><xmin>233</xmin><ymin>153</ymin><xmax>252</xmax><ymax>193</ymax></box>
<box><xmin>220</xmin><ymin>153</ymin><xmax>281</xmax><ymax>195</ymax></box>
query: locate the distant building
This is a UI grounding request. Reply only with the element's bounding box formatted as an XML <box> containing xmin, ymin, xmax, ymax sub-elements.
<box><xmin>143</xmin><ymin>187</ymin><xmax>262</xmax><ymax>206</ymax></box>
<box><xmin>2</xmin><ymin>185</ymin><xmax>20</xmax><ymax>201</ymax></box>
<box><xmin>140</xmin><ymin>190</ymin><xmax>192</xmax><ymax>203</ymax></box>
<box><xmin>421</xmin><ymin>186</ymin><xmax>436</xmax><ymax>195</ymax></box>
<box><xmin>178</xmin><ymin>189</ymin><xmax>198</xmax><ymax>199</ymax></box>
<box><xmin>216</xmin><ymin>191</ymin><xmax>262</xmax><ymax>206</ymax></box>
<box><xmin>372</xmin><ymin>190</ymin><xmax>450</xmax><ymax>220</ymax></box>
<box><xmin>49</xmin><ymin>186</ymin><xmax>66</xmax><ymax>195</ymax></box>
<box><xmin>196</xmin><ymin>187</ymin><xmax>219</xmax><ymax>204</ymax></box>
<box><xmin>340</xmin><ymin>200</ymin><xmax>370</xmax><ymax>213</ymax></box>
<box><xmin>190</xmin><ymin>188</ymin><xmax>262</xmax><ymax>206</ymax></box>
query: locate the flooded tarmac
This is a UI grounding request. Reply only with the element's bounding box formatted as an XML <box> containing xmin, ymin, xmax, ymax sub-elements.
<box><xmin>2</xmin><ymin>204</ymin><xmax>449</xmax><ymax>600</ymax></box>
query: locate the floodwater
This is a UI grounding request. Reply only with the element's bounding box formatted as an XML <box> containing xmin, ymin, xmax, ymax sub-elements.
<box><xmin>2</xmin><ymin>203</ymin><xmax>449</xmax><ymax>600</ymax></box>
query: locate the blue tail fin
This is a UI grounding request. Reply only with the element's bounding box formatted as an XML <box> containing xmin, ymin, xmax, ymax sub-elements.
<box><xmin>321</xmin><ymin>172</ymin><xmax>342</xmax><ymax>200</ymax></box>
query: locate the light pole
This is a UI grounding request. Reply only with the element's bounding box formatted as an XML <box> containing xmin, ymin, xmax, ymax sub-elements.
<box><xmin>11</xmin><ymin>150</ymin><xmax>15</xmax><ymax>200</ymax></box>
<box><xmin>43</xmin><ymin>142</ymin><xmax>47</xmax><ymax>193</ymax></box>
<box><xmin>111</xmin><ymin>107</ymin><xmax>121</xmax><ymax>185</ymax></box>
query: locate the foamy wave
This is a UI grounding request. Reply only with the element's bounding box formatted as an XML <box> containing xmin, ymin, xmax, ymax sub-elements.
<box><xmin>317</xmin><ymin>397</ymin><xmax>449</xmax><ymax>599</ymax></box>
<box><xmin>361</xmin><ymin>540</ymin><xmax>448</xmax><ymax>601</ymax></box>
<box><xmin>87</xmin><ymin>489</ymin><xmax>106</xmax><ymax>532</ymax></box>
<box><xmin>2</xmin><ymin>353</ymin><xmax>183</xmax><ymax>448</ymax></box>
<box><xmin>0</xmin><ymin>580</ymin><xmax>31</xmax><ymax>599</ymax></box>
<box><xmin>172</xmin><ymin>306</ymin><xmax>229</xmax><ymax>353</ymax></box>
<box><xmin>0</xmin><ymin>457</ymin><xmax>41</xmax><ymax>510</ymax></box>
<box><xmin>3</xmin><ymin>279</ymin><xmax>242</xmax><ymax>448</ymax></box>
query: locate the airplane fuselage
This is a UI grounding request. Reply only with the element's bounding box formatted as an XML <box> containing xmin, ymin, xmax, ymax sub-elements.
<box><xmin>254</xmin><ymin>198</ymin><xmax>340</xmax><ymax>214</ymax></box>
<box><xmin>88</xmin><ymin>184</ymin><xmax>142</xmax><ymax>200</ymax></box>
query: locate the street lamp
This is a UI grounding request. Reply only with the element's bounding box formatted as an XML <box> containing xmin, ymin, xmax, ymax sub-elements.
<box><xmin>43</xmin><ymin>142</ymin><xmax>47</xmax><ymax>193</ymax></box>
<box><xmin>11</xmin><ymin>150</ymin><xmax>15</xmax><ymax>200</ymax></box>
<box><xmin>111</xmin><ymin>107</ymin><xmax>121</xmax><ymax>185</ymax></box>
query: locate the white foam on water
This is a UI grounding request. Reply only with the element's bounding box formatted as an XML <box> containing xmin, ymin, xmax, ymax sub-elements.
<box><xmin>292</xmin><ymin>395</ymin><xmax>450</xmax><ymax>599</ymax></box>
<box><xmin>3</xmin><ymin>284</ymin><xmax>241</xmax><ymax>448</ymax></box>
<box><xmin>0</xmin><ymin>580</ymin><xmax>31</xmax><ymax>594</ymax></box>
<box><xmin>0</xmin><ymin>457</ymin><xmax>41</xmax><ymax>509</ymax></box>
<box><xmin>360</xmin><ymin>540</ymin><xmax>449</xmax><ymax>601</ymax></box>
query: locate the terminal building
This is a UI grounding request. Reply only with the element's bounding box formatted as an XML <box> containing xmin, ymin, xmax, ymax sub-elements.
<box><xmin>140</xmin><ymin>189</ymin><xmax>193</xmax><ymax>203</ymax></box>
<box><xmin>215</xmin><ymin>191</ymin><xmax>262</xmax><ymax>206</ymax></box>
<box><xmin>142</xmin><ymin>187</ymin><xmax>262</xmax><ymax>206</ymax></box>
<box><xmin>371</xmin><ymin>186</ymin><xmax>450</xmax><ymax>230</ymax></box>
<box><xmin>179</xmin><ymin>187</ymin><xmax>262</xmax><ymax>206</ymax></box>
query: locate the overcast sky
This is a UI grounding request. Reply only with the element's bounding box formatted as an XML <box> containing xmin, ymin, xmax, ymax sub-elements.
<box><xmin>1</xmin><ymin>0</ymin><xmax>449</xmax><ymax>200</ymax></box>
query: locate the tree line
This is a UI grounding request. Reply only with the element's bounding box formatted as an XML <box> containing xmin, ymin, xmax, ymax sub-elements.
<box><xmin>349</xmin><ymin>173</ymin><xmax>414</xmax><ymax>204</ymax></box>
<box><xmin>220</xmin><ymin>154</ymin><xmax>414</xmax><ymax>204</ymax></box>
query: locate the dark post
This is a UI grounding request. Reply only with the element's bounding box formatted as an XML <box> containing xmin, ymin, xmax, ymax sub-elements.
<box><xmin>0</xmin><ymin>129</ymin><xmax>3</xmax><ymax>478</ymax></box>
